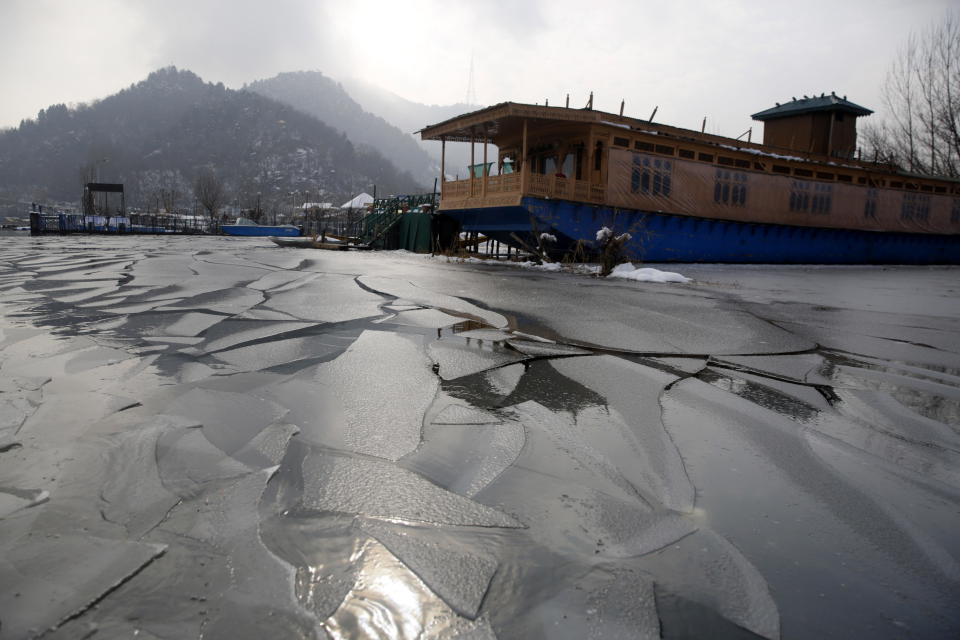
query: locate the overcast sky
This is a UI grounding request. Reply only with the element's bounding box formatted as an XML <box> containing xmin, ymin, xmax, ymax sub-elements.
<box><xmin>0</xmin><ymin>0</ymin><xmax>953</xmax><ymax>138</ymax></box>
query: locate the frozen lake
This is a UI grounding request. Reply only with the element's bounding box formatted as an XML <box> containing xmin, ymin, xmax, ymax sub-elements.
<box><xmin>1</xmin><ymin>235</ymin><xmax>958</xmax><ymax>639</ymax></box>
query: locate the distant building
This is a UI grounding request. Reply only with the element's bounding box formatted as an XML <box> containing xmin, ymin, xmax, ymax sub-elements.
<box><xmin>341</xmin><ymin>192</ymin><xmax>374</xmax><ymax>210</ymax></box>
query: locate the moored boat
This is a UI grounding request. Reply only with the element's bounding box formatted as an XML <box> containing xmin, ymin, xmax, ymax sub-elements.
<box><xmin>222</xmin><ymin>217</ymin><xmax>301</xmax><ymax>237</ymax></box>
<box><xmin>419</xmin><ymin>96</ymin><xmax>960</xmax><ymax>264</ymax></box>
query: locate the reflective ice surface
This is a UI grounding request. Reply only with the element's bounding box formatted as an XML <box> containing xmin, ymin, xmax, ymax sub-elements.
<box><xmin>0</xmin><ymin>237</ymin><xmax>958</xmax><ymax>639</ymax></box>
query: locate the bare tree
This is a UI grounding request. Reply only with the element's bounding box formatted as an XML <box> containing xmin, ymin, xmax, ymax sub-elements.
<box><xmin>866</xmin><ymin>10</ymin><xmax>960</xmax><ymax>176</ymax></box>
<box><xmin>193</xmin><ymin>168</ymin><xmax>227</xmax><ymax>221</ymax></box>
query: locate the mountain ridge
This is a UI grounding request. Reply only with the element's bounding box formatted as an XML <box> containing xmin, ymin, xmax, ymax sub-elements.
<box><xmin>0</xmin><ymin>67</ymin><xmax>422</xmax><ymax>212</ymax></box>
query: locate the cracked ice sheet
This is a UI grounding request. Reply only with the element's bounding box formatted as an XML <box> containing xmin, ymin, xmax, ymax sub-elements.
<box><xmin>199</xmin><ymin>319</ymin><xmax>316</xmax><ymax>353</ymax></box>
<box><xmin>456</xmin><ymin>328</ymin><xmax>513</xmax><ymax>342</ymax></box>
<box><xmin>166</xmin><ymin>387</ymin><xmax>286</xmax><ymax>456</ymax></box>
<box><xmin>661</xmin><ymin>377</ymin><xmax>957</xmax><ymax>638</ymax></box>
<box><xmin>638</xmin><ymin>529</ymin><xmax>780</xmax><ymax>640</ymax></box>
<box><xmin>359</xmin><ymin>518</ymin><xmax>498</xmax><ymax>618</ymax></box>
<box><xmin>0</xmin><ymin>535</ymin><xmax>166</xmax><ymax>639</ymax></box>
<box><xmin>324</xmin><ymin>538</ymin><xmax>497</xmax><ymax>640</ymax></box>
<box><xmin>506</xmin><ymin>339</ymin><xmax>592</xmax><ymax>357</ymax></box>
<box><xmin>474</xmin><ymin>401</ymin><xmax>695</xmax><ymax>559</ymax></box>
<box><xmin>156</xmin><ymin>425</ymin><xmax>254</xmax><ymax>498</ymax></box>
<box><xmin>358</xmin><ymin>275</ymin><xmax>509</xmax><ymax>328</ymax></box>
<box><xmin>300</xmin><ymin>449</ymin><xmax>522</xmax><ymax>528</ymax></box>
<box><xmin>210</xmin><ymin>333</ymin><xmax>354</xmax><ymax>372</ymax></box>
<box><xmin>116</xmin><ymin>311</ymin><xmax>226</xmax><ymax>338</ymax></box>
<box><xmin>155</xmin><ymin>287</ymin><xmax>265</xmax><ymax>315</ymax></box>
<box><xmin>387</xmin><ymin>307</ymin><xmax>466</xmax><ymax>328</ymax></box>
<box><xmin>158</xmin><ymin>468</ymin><xmax>320</xmax><ymax>638</ymax></box>
<box><xmin>263</xmin><ymin>273</ymin><xmax>385</xmax><ymax>323</ymax></box>
<box><xmin>400</xmin><ymin>419</ymin><xmax>524</xmax><ymax>498</ymax></box>
<box><xmin>429</xmin><ymin>339</ymin><xmax>527</xmax><ymax>381</ymax></box>
<box><xmin>521</xmin><ymin>565</ymin><xmax>660</xmax><ymax>640</ymax></box>
<box><xmin>313</xmin><ymin>330</ymin><xmax>437</xmax><ymax>461</ymax></box>
<box><xmin>550</xmin><ymin>356</ymin><xmax>696</xmax><ymax>512</ymax></box>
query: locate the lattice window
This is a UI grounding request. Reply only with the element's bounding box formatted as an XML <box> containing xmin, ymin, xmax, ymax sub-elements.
<box><xmin>631</xmin><ymin>154</ymin><xmax>672</xmax><ymax>197</ymax></box>
<box><xmin>714</xmin><ymin>170</ymin><xmax>748</xmax><ymax>206</ymax></box>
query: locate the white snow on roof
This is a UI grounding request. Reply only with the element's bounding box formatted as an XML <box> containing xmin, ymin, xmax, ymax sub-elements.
<box><xmin>341</xmin><ymin>192</ymin><xmax>374</xmax><ymax>209</ymax></box>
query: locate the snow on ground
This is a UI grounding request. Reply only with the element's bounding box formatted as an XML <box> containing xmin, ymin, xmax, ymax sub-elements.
<box><xmin>607</xmin><ymin>262</ymin><xmax>691</xmax><ymax>283</ymax></box>
<box><xmin>436</xmin><ymin>254</ymin><xmax>691</xmax><ymax>282</ymax></box>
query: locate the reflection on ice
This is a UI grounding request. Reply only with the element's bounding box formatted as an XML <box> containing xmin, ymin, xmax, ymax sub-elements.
<box><xmin>325</xmin><ymin>539</ymin><xmax>496</xmax><ymax>640</ymax></box>
<box><xmin>360</xmin><ymin>518</ymin><xmax>498</xmax><ymax>618</ymax></box>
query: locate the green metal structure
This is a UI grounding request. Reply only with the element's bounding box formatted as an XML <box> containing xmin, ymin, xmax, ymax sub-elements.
<box><xmin>360</xmin><ymin>193</ymin><xmax>438</xmax><ymax>251</ymax></box>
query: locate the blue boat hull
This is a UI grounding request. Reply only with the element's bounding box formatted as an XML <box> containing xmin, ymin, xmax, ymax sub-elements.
<box><xmin>222</xmin><ymin>225</ymin><xmax>301</xmax><ymax>237</ymax></box>
<box><xmin>444</xmin><ymin>197</ymin><xmax>960</xmax><ymax>264</ymax></box>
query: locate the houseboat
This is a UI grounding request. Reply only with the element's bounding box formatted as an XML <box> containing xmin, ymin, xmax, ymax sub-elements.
<box><xmin>419</xmin><ymin>95</ymin><xmax>960</xmax><ymax>263</ymax></box>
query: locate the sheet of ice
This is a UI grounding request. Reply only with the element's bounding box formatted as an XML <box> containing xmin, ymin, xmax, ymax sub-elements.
<box><xmin>550</xmin><ymin>356</ymin><xmax>695</xmax><ymax>512</ymax></box>
<box><xmin>99</xmin><ymin>423</ymin><xmax>183</xmax><ymax>539</ymax></box>
<box><xmin>210</xmin><ymin>334</ymin><xmax>354</xmax><ymax>371</ymax></box>
<box><xmin>638</xmin><ymin>529</ymin><xmax>780</xmax><ymax>640</ymax></box>
<box><xmin>158</xmin><ymin>468</ymin><xmax>318</xmax><ymax>637</ymax></box>
<box><xmin>166</xmin><ymin>387</ymin><xmax>286</xmax><ymax>455</ymax></box>
<box><xmin>246</xmin><ymin>269</ymin><xmax>316</xmax><ymax>292</ymax></box>
<box><xmin>507</xmin><ymin>339</ymin><xmax>593</xmax><ymax>357</ymax></box>
<box><xmin>0</xmin><ymin>535</ymin><xmax>166</xmax><ymax>639</ymax></box>
<box><xmin>232</xmin><ymin>422</ymin><xmax>300</xmax><ymax>468</ymax></box>
<box><xmin>521</xmin><ymin>566</ymin><xmax>660</xmax><ymax>640</ymax></box>
<box><xmin>156</xmin><ymin>426</ymin><xmax>253</xmax><ymax>498</ymax></box>
<box><xmin>199</xmin><ymin>320</ymin><xmax>316</xmax><ymax>353</ymax></box>
<box><xmin>157</xmin><ymin>312</ymin><xmax>227</xmax><ymax>337</ymax></box>
<box><xmin>155</xmin><ymin>287</ymin><xmax>265</xmax><ymax>315</ymax></box>
<box><xmin>456</xmin><ymin>328</ymin><xmax>514</xmax><ymax>342</ymax></box>
<box><xmin>432</xmin><ymin>404</ymin><xmax>503</xmax><ymax>425</ymax></box>
<box><xmin>502</xmin><ymin>401</ymin><xmax>650</xmax><ymax>503</ymax></box>
<box><xmin>358</xmin><ymin>276</ymin><xmax>509</xmax><ymax>328</ymax></box>
<box><xmin>16</xmin><ymin>391</ymin><xmax>138</xmax><ymax>445</ymax></box>
<box><xmin>400</xmin><ymin>420</ymin><xmax>524</xmax><ymax>497</ymax></box>
<box><xmin>300</xmin><ymin>449</ymin><xmax>523</xmax><ymax>528</ymax></box>
<box><xmin>324</xmin><ymin>538</ymin><xmax>497</xmax><ymax>640</ymax></box>
<box><xmin>483</xmin><ymin>363</ymin><xmax>525</xmax><ymax>397</ymax></box>
<box><xmin>263</xmin><ymin>274</ymin><xmax>384</xmax><ymax>323</ymax></box>
<box><xmin>360</xmin><ymin>518</ymin><xmax>498</xmax><ymax>618</ymax></box>
<box><xmin>234</xmin><ymin>308</ymin><xmax>303</xmax><ymax>321</ymax></box>
<box><xmin>313</xmin><ymin>330</ymin><xmax>437</xmax><ymax>460</ymax></box>
<box><xmin>429</xmin><ymin>340</ymin><xmax>527</xmax><ymax>381</ymax></box>
<box><xmin>646</xmin><ymin>356</ymin><xmax>709</xmax><ymax>375</ymax></box>
<box><xmin>0</xmin><ymin>487</ymin><xmax>48</xmax><ymax>517</ymax></box>
<box><xmin>388</xmin><ymin>308</ymin><xmax>465</xmax><ymax>329</ymax></box>
<box><xmin>475</xmin><ymin>461</ymin><xmax>694</xmax><ymax>560</ymax></box>
<box><xmin>661</xmin><ymin>377</ymin><xmax>957</xmax><ymax>638</ymax></box>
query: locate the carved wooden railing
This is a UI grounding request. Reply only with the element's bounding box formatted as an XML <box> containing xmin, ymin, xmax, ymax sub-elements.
<box><xmin>441</xmin><ymin>174</ymin><xmax>604</xmax><ymax>207</ymax></box>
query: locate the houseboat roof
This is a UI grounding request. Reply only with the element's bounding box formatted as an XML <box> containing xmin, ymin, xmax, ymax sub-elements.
<box><xmin>751</xmin><ymin>94</ymin><xmax>873</xmax><ymax>121</ymax></box>
<box><xmin>419</xmin><ymin>102</ymin><xmax>625</xmax><ymax>142</ymax></box>
<box><xmin>419</xmin><ymin>100</ymin><xmax>899</xmax><ymax>174</ymax></box>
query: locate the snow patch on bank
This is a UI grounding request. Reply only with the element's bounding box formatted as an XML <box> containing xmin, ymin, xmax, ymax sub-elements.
<box><xmin>608</xmin><ymin>263</ymin><xmax>691</xmax><ymax>283</ymax></box>
<box><xmin>435</xmin><ymin>254</ymin><xmax>690</xmax><ymax>282</ymax></box>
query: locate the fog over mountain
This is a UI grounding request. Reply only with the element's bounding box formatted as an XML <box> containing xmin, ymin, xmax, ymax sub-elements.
<box><xmin>337</xmin><ymin>76</ymin><xmax>480</xmax><ymax>179</ymax></box>
<box><xmin>0</xmin><ymin>68</ymin><xmax>422</xmax><ymax>212</ymax></box>
<box><xmin>246</xmin><ymin>71</ymin><xmax>438</xmax><ymax>186</ymax></box>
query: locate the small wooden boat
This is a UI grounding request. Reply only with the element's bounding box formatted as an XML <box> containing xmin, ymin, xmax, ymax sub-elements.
<box><xmin>270</xmin><ymin>234</ymin><xmax>369</xmax><ymax>250</ymax></box>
